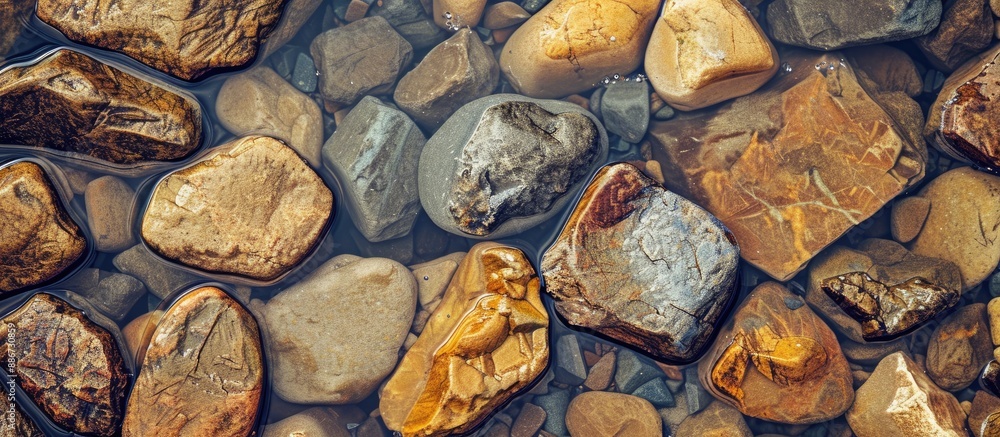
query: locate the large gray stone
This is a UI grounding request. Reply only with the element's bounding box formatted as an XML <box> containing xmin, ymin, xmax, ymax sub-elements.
<box><xmin>766</xmin><ymin>0</ymin><xmax>941</xmax><ymax>50</ymax></box>
<box><xmin>369</xmin><ymin>0</ymin><xmax>447</xmax><ymax>50</ymax></box>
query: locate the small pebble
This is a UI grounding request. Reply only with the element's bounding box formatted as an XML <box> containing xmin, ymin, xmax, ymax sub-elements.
<box><xmin>292</xmin><ymin>52</ymin><xmax>317</xmax><ymax>93</ymax></box>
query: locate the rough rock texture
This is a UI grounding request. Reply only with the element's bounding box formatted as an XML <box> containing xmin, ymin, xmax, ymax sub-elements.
<box><xmin>419</xmin><ymin>94</ymin><xmax>607</xmax><ymax>238</ymax></box>
<box><xmin>564</xmin><ymin>392</ymin><xmax>662</xmax><ymax>436</ymax></box>
<box><xmin>646</xmin><ymin>0</ymin><xmax>778</xmax><ymax>111</ymax></box>
<box><xmin>261</xmin><ymin>406</ymin><xmax>366</xmax><ymax>437</ymax></box>
<box><xmin>216</xmin><ymin>67</ymin><xmax>323</xmax><ymax>167</ymax></box>
<box><xmin>122</xmin><ymin>286</ymin><xmax>263</xmax><ymax>436</ymax></box>
<box><xmin>141</xmin><ymin>136</ymin><xmax>333</xmax><ymax>282</ymax></box>
<box><xmin>649</xmin><ymin>50</ymin><xmax>926</xmax><ymax>281</ymax></box>
<box><xmin>80</xmin><ymin>272</ymin><xmax>147</xmax><ymax>322</ymax></box>
<box><xmin>847</xmin><ymin>352</ymin><xmax>967</xmax><ymax>437</ymax></box>
<box><xmin>916</xmin><ymin>0</ymin><xmax>993</xmax><ymax>71</ymax></box>
<box><xmin>0</xmin><ymin>293</ymin><xmax>128</xmax><ymax>436</ymax></box>
<box><xmin>925</xmin><ymin>44</ymin><xmax>1000</xmax><ymax>170</ymax></box>
<box><xmin>262</xmin><ymin>256</ymin><xmax>416</xmax><ymax>404</ymax></box>
<box><xmin>676</xmin><ymin>401</ymin><xmax>753</xmax><ymax>437</ymax></box>
<box><xmin>766</xmin><ymin>0</ymin><xmax>941</xmax><ymax>50</ymax></box>
<box><xmin>36</xmin><ymin>0</ymin><xmax>287</xmax><ymax>80</ymax></box>
<box><xmin>698</xmin><ymin>282</ymin><xmax>854</xmax><ymax>424</ymax></box>
<box><xmin>323</xmin><ymin>97</ymin><xmax>425</xmax><ymax>243</ymax></box>
<box><xmin>0</xmin><ymin>49</ymin><xmax>202</xmax><ymax>171</ymax></box>
<box><xmin>310</xmin><ymin>17</ymin><xmax>413</xmax><ymax>106</ymax></box>
<box><xmin>0</xmin><ymin>0</ymin><xmax>31</xmax><ymax>61</ymax></box>
<box><xmin>85</xmin><ymin>175</ymin><xmax>137</xmax><ymax>252</ymax></box>
<box><xmin>541</xmin><ymin>163</ymin><xmax>739</xmax><ymax>363</ymax></box>
<box><xmin>926</xmin><ymin>303</ymin><xmax>993</xmax><ymax>391</ymax></box>
<box><xmin>0</xmin><ymin>401</ymin><xmax>43</xmax><ymax>437</ymax></box>
<box><xmin>0</xmin><ymin>161</ymin><xmax>87</xmax><ymax>294</ymax></box>
<box><xmin>380</xmin><ymin>243</ymin><xmax>549</xmax><ymax>436</ymax></box>
<box><xmin>394</xmin><ymin>28</ymin><xmax>499</xmax><ymax>130</ymax></box>
<box><xmin>499</xmin><ymin>0</ymin><xmax>661</xmax><ymax>98</ymax></box>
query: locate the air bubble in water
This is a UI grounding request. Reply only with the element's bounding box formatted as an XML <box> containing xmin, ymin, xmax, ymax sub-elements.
<box><xmin>780</xmin><ymin>62</ymin><xmax>792</xmax><ymax>73</ymax></box>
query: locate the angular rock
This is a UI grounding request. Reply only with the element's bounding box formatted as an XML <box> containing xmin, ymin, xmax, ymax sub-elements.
<box><xmin>554</xmin><ymin>334</ymin><xmax>587</xmax><ymax>385</ymax></box>
<box><xmin>684</xmin><ymin>366</ymin><xmax>714</xmax><ymax>414</ymax></box>
<box><xmin>369</xmin><ymin>0</ymin><xmax>447</xmax><ymax>50</ymax></box>
<box><xmin>0</xmin><ymin>49</ymin><xmax>202</xmax><ymax>171</ymax></box>
<box><xmin>394</xmin><ymin>28</ymin><xmax>499</xmax><ymax>130</ymax></box>
<box><xmin>633</xmin><ymin>378</ymin><xmax>675</xmax><ymax>408</ymax></box>
<box><xmin>615</xmin><ymin>349</ymin><xmax>664</xmax><ymax>394</ymax></box>
<box><xmin>499</xmin><ymin>0</ymin><xmax>661</xmax><ymax>98</ymax></box>
<box><xmin>598</xmin><ymin>80</ymin><xmax>650</xmax><ymax>143</ymax></box>
<box><xmin>646</xmin><ymin>0</ymin><xmax>778</xmax><ymax>110</ymax></box>
<box><xmin>0</xmin><ymin>161</ymin><xmax>87</xmax><ymax>294</ymax></box>
<box><xmin>766</xmin><ymin>0</ymin><xmax>941</xmax><ymax>50</ymax></box>
<box><xmin>141</xmin><ymin>136</ymin><xmax>333</xmax><ymax>282</ymax></box>
<box><xmin>542</xmin><ymin>162</ymin><xmax>739</xmax><ymax>362</ymax></box>
<box><xmin>0</xmin><ymin>293</ymin><xmax>128</xmax><ymax>436</ymax></box>
<box><xmin>583</xmin><ymin>352</ymin><xmax>616</xmax><ymax>391</ymax></box>
<box><xmin>380</xmin><ymin>242</ymin><xmax>548</xmax><ymax>436</ymax></box>
<box><xmin>845</xmin><ymin>45</ymin><xmax>925</xmax><ymax>99</ymax></box>
<box><xmin>649</xmin><ymin>50</ymin><xmax>926</xmax><ymax>281</ymax></box>
<box><xmin>410</xmin><ymin>252</ymin><xmax>465</xmax><ymax>308</ymax></box>
<box><xmin>926</xmin><ymin>303</ymin><xmax>993</xmax><ymax>391</ymax></box>
<box><xmin>85</xmin><ymin>175</ymin><xmax>137</xmax><ymax>252</ymax></box>
<box><xmin>216</xmin><ymin>67</ymin><xmax>323</xmax><ymax>167</ymax></box>
<box><xmin>535</xmin><ymin>389</ymin><xmax>570</xmax><ymax>436</ymax></box>
<box><xmin>847</xmin><ymin>352</ymin><xmax>967</xmax><ymax>437</ymax></box>
<box><xmin>263</xmin><ymin>256</ymin><xmax>416</xmax><ymax>404</ymax></box>
<box><xmin>122</xmin><ymin>286</ymin><xmax>264</xmax><ymax>436</ymax></box>
<box><xmin>916</xmin><ymin>0</ymin><xmax>993</xmax><ymax>71</ymax></box>
<box><xmin>564</xmin><ymin>392</ymin><xmax>662</xmax><ymax>437</ymax></box>
<box><xmin>676</xmin><ymin>401</ymin><xmax>753</xmax><ymax>437</ymax></box>
<box><xmin>260</xmin><ymin>0</ymin><xmax>324</xmax><ymax>60</ymax></box>
<box><xmin>112</xmin><ymin>244</ymin><xmax>200</xmax><ymax>299</ymax></box>
<box><xmin>698</xmin><ymin>282</ymin><xmax>854</xmax><ymax>424</ymax></box>
<box><xmin>419</xmin><ymin>95</ymin><xmax>607</xmax><ymax>238</ymax></box>
<box><xmin>511</xmin><ymin>403</ymin><xmax>546</xmax><ymax>437</ymax></box>
<box><xmin>36</xmin><ymin>0</ymin><xmax>286</xmax><ymax>80</ymax></box>
<box><xmin>323</xmin><ymin>97</ymin><xmax>425</xmax><ymax>243</ymax></box>
<box><xmin>261</xmin><ymin>406</ymin><xmax>366</xmax><ymax>437</ymax></box>
<box><xmin>310</xmin><ymin>17</ymin><xmax>413</xmax><ymax>106</ymax></box>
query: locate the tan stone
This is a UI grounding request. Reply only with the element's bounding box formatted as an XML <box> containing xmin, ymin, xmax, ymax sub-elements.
<box><xmin>645</xmin><ymin>0</ymin><xmax>778</xmax><ymax>111</ymax></box>
<box><xmin>122</xmin><ymin>286</ymin><xmax>264</xmax><ymax>437</ymax></box>
<box><xmin>409</xmin><ymin>252</ymin><xmax>465</xmax><ymax>308</ymax></box>
<box><xmin>991</xmin><ymin>298</ymin><xmax>1000</xmax><ymax>346</ymax></box>
<box><xmin>380</xmin><ymin>242</ymin><xmax>548</xmax><ymax>436</ymax></box>
<box><xmin>844</xmin><ymin>45</ymin><xmax>924</xmax><ymax>98</ymax></box>
<box><xmin>499</xmin><ymin>0</ymin><xmax>660</xmax><ymax>98</ymax></box>
<box><xmin>434</xmin><ymin>0</ymin><xmax>486</xmax><ymax>29</ymax></box>
<box><xmin>141</xmin><ymin>136</ymin><xmax>333</xmax><ymax>282</ymax></box>
<box><xmin>891</xmin><ymin>196</ymin><xmax>931</xmax><ymax>243</ymax></box>
<box><xmin>511</xmin><ymin>403</ymin><xmax>546</xmax><ymax>437</ymax></box>
<box><xmin>0</xmin><ymin>161</ymin><xmax>87</xmax><ymax>294</ymax></box>
<box><xmin>676</xmin><ymin>401</ymin><xmax>753</xmax><ymax>437</ymax></box>
<box><xmin>122</xmin><ymin>310</ymin><xmax>161</xmax><ymax>360</ymax></box>
<box><xmin>483</xmin><ymin>2</ymin><xmax>530</xmax><ymax>29</ymax></box>
<box><xmin>260</xmin><ymin>0</ymin><xmax>324</xmax><ymax>59</ymax></box>
<box><xmin>262</xmin><ymin>406</ymin><xmax>366</xmax><ymax>437</ymax></box>
<box><xmin>85</xmin><ymin>175</ymin><xmax>137</xmax><ymax>252</ymax></box>
<box><xmin>565</xmin><ymin>392</ymin><xmax>661</xmax><ymax>437</ymax></box>
<box><xmin>216</xmin><ymin>67</ymin><xmax>323</xmax><ymax>167</ymax></box>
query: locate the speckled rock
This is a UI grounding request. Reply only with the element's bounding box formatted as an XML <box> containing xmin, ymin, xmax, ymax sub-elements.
<box><xmin>926</xmin><ymin>303</ymin><xmax>993</xmax><ymax>391</ymax></box>
<box><xmin>564</xmin><ymin>392</ymin><xmax>661</xmax><ymax>437</ymax></box>
<box><xmin>916</xmin><ymin>0</ymin><xmax>993</xmax><ymax>71</ymax></box>
<box><xmin>85</xmin><ymin>175</ymin><xmax>136</xmax><ymax>252</ymax></box>
<box><xmin>766</xmin><ymin>0</ymin><xmax>941</xmax><ymax>50</ymax></box>
<box><xmin>969</xmin><ymin>390</ymin><xmax>1000</xmax><ymax>437</ymax></box>
<box><xmin>0</xmin><ymin>401</ymin><xmax>43</xmax><ymax>437</ymax></box>
<box><xmin>310</xmin><ymin>17</ymin><xmax>413</xmax><ymax>106</ymax></box>
<box><xmin>676</xmin><ymin>401</ymin><xmax>753</xmax><ymax>437</ymax></box>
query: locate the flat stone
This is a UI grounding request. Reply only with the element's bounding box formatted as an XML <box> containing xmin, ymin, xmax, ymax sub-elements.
<box><xmin>647</xmin><ymin>0</ymin><xmax>778</xmax><ymax>110</ymax></box>
<box><xmin>676</xmin><ymin>401</ymin><xmax>753</xmax><ymax>437</ymax></box>
<box><xmin>410</xmin><ymin>252</ymin><xmax>464</xmax><ymax>308</ymax></box>
<box><xmin>511</xmin><ymin>403</ymin><xmax>546</xmax><ymax>437</ymax></box>
<box><xmin>216</xmin><ymin>66</ymin><xmax>324</xmax><ymax>167</ymax></box>
<box><xmin>0</xmin><ymin>49</ymin><xmax>202</xmax><ymax>171</ymax></box>
<box><xmin>844</xmin><ymin>45</ymin><xmax>925</xmax><ymax>98</ymax></box>
<box><xmin>554</xmin><ymin>334</ymin><xmax>587</xmax><ymax>385</ymax></box>
<box><xmin>323</xmin><ymin>96</ymin><xmax>424</xmax><ymax>243</ymax></box>
<box><xmin>969</xmin><ymin>390</ymin><xmax>1000</xmax><ymax>437</ymax></box>
<box><xmin>419</xmin><ymin>94</ymin><xmax>607</xmax><ymax>238</ymax></box>
<box><xmin>36</xmin><ymin>0</ymin><xmax>286</xmax><ymax>80</ymax></box>
<box><xmin>379</xmin><ymin>243</ymin><xmax>548</xmax><ymax>436</ymax></box>
<box><xmin>76</xmin><ymin>272</ymin><xmax>147</xmax><ymax>321</ymax></box>
<box><xmin>542</xmin><ymin>162</ymin><xmax>739</xmax><ymax>362</ymax></box>
<box><xmin>916</xmin><ymin>0</ymin><xmax>993</xmax><ymax>71</ymax></box>
<box><xmin>698</xmin><ymin>282</ymin><xmax>854</xmax><ymax>424</ymax></box>
<box><xmin>891</xmin><ymin>196</ymin><xmax>931</xmax><ymax>243</ymax></box>
<box><xmin>766</xmin><ymin>0</ymin><xmax>941</xmax><ymax>50</ymax></box>
<box><xmin>434</xmin><ymin>0</ymin><xmax>486</xmax><ymax>30</ymax></box>
<box><xmin>263</xmin><ymin>256</ymin><xmax>416</xmax><ymax>404</ymax></box>
<box><xmin>310</xmin><ymin>16</ymin><xmax>413</xmax><ymax>106</ymax></box>
<box><xmin>0</xmin><ymin>293</ymin><xmax>128</xmax><ymax>436</ymax></box>
<box><xmin>633</xmin><ymin>378</ymin><xmax>675</xmax><ymax>408</ymax></box>
<box><xmin>584</xmin><ymin>351</ymin><xmax>616</xmax><ymax>391</ymax></box>
<box><xmin>615</xmin><ymin>349</ymin><xmax>664</xmax><ymax>394</ymax></box>
<box><xmin>85</xmin><ymin>176</ymin><xmax>137</xmax><ymax>252</ymax></box>
<box><xmin>658</xmin><ymin>391</ymin><xmax>690</xmax><ymax>435</ymax></box>
<box><xmin>344</xmin><ymin>0</ymin><xmax>371</xmax><ymax>21</ymax></box>
<box><xmin>926</xmin><ymin>303</ymin><xmax>993</xmax><ymax>391</ymax></box>
<box><xmin>649</xmin><ymin>50</ymin><xmax>926</xmax><ymax>281</ymax></box>
<box><xmin>499</xmin><ymin>0</ymin><xmax>661</xmax><ymax>98</ymax></box>
<box><xmin>847</xmin><ymin>352</ymin><xmax>967</xmax><ymax>437</ymax></box>
<box><xmin>534</xmin><ymin>388</ymin><xmax>570</xmax><ymax>436</ymax></box>
<box><xmin>565</xmin><ymin>392</ymin><xmax>662</xmax><ymax>437</ymax></box>
<box><xmin>261</xmin><ymin>406</ymin><xmax>366</xmax><ymax>437</ymax></box>
<box><xmin>369</xmin><ymin>0</ymin><xmax>447</xmax><ymax>50</ymax></box>
<box><xmin>112</xmin><ymin>244</ymin><xmax>200</xmax><ymax>299</ymax></box>
<box><xmin>483</xmin><ymin>2</ymin><xmax>530</xmax><ymax>29</ymax></box>
<box><xmin>394</xmin><ymin>28</ymin><xmax>499</xmax><ymax>130</ymax></box>
<box><xmin>0</xmin><ymin>161</ymin><xmax>88</xmax><ymax>295</ymax></box>
<box><xmin>141</xmin><ymin>136</ymin><xmax>333</xmax><ymax>282</ymax></box>
<box><xmin>122</xmin><ymin>286</ymin><xmax>264</xmax><ymax>436</ymax></box>
<box><xmin>599</xmin><ymin>80</ymin><xmax>650</xmax><ymax>143</ymax></box>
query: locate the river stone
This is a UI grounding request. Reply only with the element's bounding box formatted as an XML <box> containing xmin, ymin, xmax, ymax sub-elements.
<box><xmin>698</xmin><ymin>282</ymin><xmax>854</xmax><ymax>424</ymax></box>
<box><xmin>141</xmin><ymin>136</ymin><xmax>333</xmax><ymax>282</ymax></box>
<box><xmin>599</xmin><ymin>80</ymin><xmax>650</xmax><ymax>143</ymax></box>
<box><xmin>74</xmin><ymin>272</ymin><xmax>147</xmax><ymax>322</ymax></box>
<box><xmin>0</xmin><ymin>0</ymin><xmax>30</xmax><ymax>61</ymax></box>
<box><xmin>322</xmin><ymin>96</ymin><xmax>425</xmax><ymax>243</ymax></box>
<box><xmin>262</xmin><ymin>256</ymin><xmax>416</xmax><ymax>404</ymax></box>
<box><xmin>0</xmin><ymin>161</ymin><xmax>87</xmax><ymax>295</ymax></box>
<box><xmin>216</xmin><ymin>67</ymin><xmax>323</xmax><ymax>168</ymax></box>
<box><xmin>394</xmin><ymin>28</ymin><xmax>499</xmax><ymax>130</ymax></box>
<box><xmin>112</xmin><ymin>244</ymin><xmax>200</xmax><ymax>299</ymax></box>
<box><xmin>766</xmin><ymin>0</ymin><xmax>941</xmax><ymax>50</ymax></box>
<box><xmin>434</xmin><ymin>0</ymin><xmax>486</xmax><ymax>30</ymax></box>
<box><xmin>916</xmin><ymin>0</ymin><xmax>993</xmax><ymax>71</ymax></box>
<box><xmin>310</xmin><ymin>16</ymin><xmax>413</xmax><ymax>106</ymax></box>
<box><xmin>0</xmin><ymin>49</ymin><xmax>202</xmax><ymax>171</ymax></box>
<box><xmin>36</xmin><ymin>0</ymin><xmax>286</xmax><ymax>80</ymax></box>
<box><xmin>649</xmin><ymin>49</ymin><xmax>926</xmax><ymax>281</ymax></box>
<box><xmin>926</xmin><ymin>303</ymin><xmax>993</xmax><ymax>391</ymax></box>
<box><xmin>419</xmin><ymin>94</ymin><xmax>607</xmax><ymax>239</ymax></box>
<box><xmin>369</xmin><ymin>0</ymin><xmax>447</xmax><ymax>50</ymax></box>
<box><xmin>260</xmin><ymin>0</ymin><xmax>323</xmax><ymax>60</ymax></box>
<box><xmin>541</xmin><ymin>162</ymin><xmax>739</xmax><ymax>363</ymax></box>
<box><xmin>84</xmin><ymin>175</ymin><xmax>136</xmax><ymax>253</ymax></box>
<box><xmin>122</xmin><ymin>286</ymin><xmax>263</xmax><ymax>436</ymax></box>
<box><xmin>564</xmin><ymin>392</ymin><xmax>662</xmax><ymax>437</ymax></box>
<box><xmin>261</xmin><ymin>406</ymin><xmax>366</xmax><ymax>437</ymax></box>
<box><xmin>676</xmin><ymin>401</ymin><xmax>753</xmax><ymax>437</ymax></box>
<box><xmin>380</xmin><ymin>243</ymin><xmax>548</xmax><ymax>436</ymax></box>
<box><xmin>0</xmin><ymin>293</ymin><xmax>128</xmax><ymax>436</ymax></box>
<box><xmin>484</xmin><ymin>2</ymin><xmax>531</xmax><ymax>29</ymax></box>
<box><xmin>847</xmin><ymin>352</ymin><xmax>967</xmax><ymax>437</ymax></box>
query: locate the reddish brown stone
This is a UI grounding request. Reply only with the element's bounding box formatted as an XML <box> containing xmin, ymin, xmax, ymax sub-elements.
<box><xmin>926</xmin><ymin>303</ymin><xmax>993</xmax><ymax>391</ymax></box>
<box><xmin>916</xmin><ymin>0</ymin><xmax>993</xmax><ymax>71</ymax></box>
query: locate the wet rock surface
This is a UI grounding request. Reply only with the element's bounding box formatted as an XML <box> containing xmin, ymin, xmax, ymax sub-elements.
<box><xmin>564</xmin><ymin>391</ymin><xmax>662</xmax><ymax>436</ymax></box>
<box><xmin>926</xmin><ymin>303</ymin><xmax>993</xmax><ymax>391</ymax></box>
<box><xmin>766</xmin><ymin>0</ymin><xmax>941</xmax><ymax>50</ymax></box>
<box><xmin>916</xmin><ymin>0</ymin><xmax>993</xmax><ymax>71</ymax></box>
<box><xmin>84</xmin><ymin>175</ymin><xmax>136</xmax><ymax>252</ymax></box>
<box><xmin>0</xmin><ymin>0</ymin><xmax>30</xmax><ymax>62</ymax></box>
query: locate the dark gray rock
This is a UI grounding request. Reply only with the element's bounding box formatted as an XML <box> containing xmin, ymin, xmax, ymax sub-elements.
<box><xmin>766</xmin><ymin>0</ymin><xmax>941</xmax><ymax>50</ymax></box>
<box><xmin>76</xmin><ymin>272</ymin><xmax>147</xmax><ymax>321</ymax></box>
<box><xmin>554</xmin><ymin>335</ymin><xmax>587</xmax><ymax>386</ymax></box>
<box><xmin>632</xmin><ymin>378</ymin><xmax>675</xmax><ymax>408</ymax></box>
<box><xmin>291</xmin><ymin>52</ymin><xmax>317</xmax><ymax>93</ymax></box>
<box><xmin>520</xmin><ymin>0</ymin><xmax>549</xmax><ymax>13</ymax></box>
<box><xmin>600</xmin><ymin>81</ymin><xmax>650</xmax><ymax>143</ymax></box>
<box><xmin>369</xmin><ymin>0</ymin><xmax>446</xmax><ymax>50</ymax></box>
<box><xmin>534</xmin><ymin>388</ymin><xmax>570</xmax><ymax>436</ymax></box>
<box><xmin>418</xmin><ymin>94</ymin><xmax>608</xmax><ymax>239</ymax></box>
<box><xmin>684</xmin><ymin>367</ymin><xmax>713</xmax><ymax>415</ymax></box>
<box><xmin>323</xmin><ymin>96</ymin><xmax>425</xmax><ymax>242</ymax></box>
<box><xmin>112</xmin><ymin>244</ymin><xmax>200</xmax><ymax>299</ymax></box>
<box><xmin>615</xmin><ymin>350</ymin><xmax>663</xmax><ymax>394</ymax></box>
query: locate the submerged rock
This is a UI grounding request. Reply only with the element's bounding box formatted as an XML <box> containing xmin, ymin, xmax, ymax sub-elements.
<box><xmin>84</xmin><ymin>175</ymin><xmax>137</xmax><ymax>253</ymax></box>
<box><xmin>915</xmin><ymin>0</ymin><xmax>993</xmax><ymax>71</ymax></box>
<box><xmin>564</xmin><ymin>392</ymin><xmax>662</xmax><ymax>436</ymax></box>
<box><xmin>766</xmin><ymin>0</ymin><xmax>941</xmax><ymax>50</ymax></box>
<box><xmin>0</xmin><ymin>0</ymin><xmax>31</xmax><ymax>61</ymax></box>
<box><xmin>0</xmin><ymin>401</ymin><xmax>43</xmax><ymax>437</ymax></box>
<box><xmin>926</xmin><ymin>303</ymin><xmax>993</xmax><ymax>391</ymax></box>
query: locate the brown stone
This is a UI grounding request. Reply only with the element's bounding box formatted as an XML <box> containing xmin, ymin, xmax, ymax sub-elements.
<box><xmin>583</xmin><ymin>352</ymin><xmax>616</xmax><ymax>391</ymax></box>
<box><xmin>0</xmin><ymin>0</ymin><xmax>31</xmax><ymax>61</ymax></box>
<box><xmin>36</xmin><ymin>0</ymin><xmax>287</xmax><ymax>80</ymax></box>
<box><xmin>0</xmin><ymin>161</ymin><xmax>87</xmax><ymax>294</ymax></box>
<box><xmin>0</xmin><ymin>293</ymin><xmax>129</xmax><ymax>436</ymax></box>
<box><xmin>649</xmin><ymin>50</ymin><xmax>925</xmax><ymax>281</ymax></box>
<box><xmin>511</xmin><ymin>403</ymin><xmax>546</xmax><ymax>437</ymax></box>
<box><xmin>0</xmin><ymin>49</ymin><xmax>202</xmax><ymax>171</ymax></box>
<box><xmin>122</xmin><ymin>286</ymin><xmax>264</xmax><ymax>436</ymax></box>
<box><xmin>379</xmin><ymin>242</ymin><xmax>548</xmax><ymax>436</ymax></box>
<box><xmin>261</xmin><ymin>406</ymin><xmax>366</xmax><ymax>437</ymax></box>
<box><xmin>564</xmin><ymin>391</ymin><xmax>662</xmax><ymax>437</ymax></box>
<box><xmin>141</xmin><ymin>136</ymin><xmax>333</xmax><ymax>282</ymax></box>
<box><xmin>970</xmin><ymin>390</ymin><xmax>1000</xmax><ymax>437</ymax></box>
<box><xmin>676</xmin><ymin>401</ymin><xmax>753</xmax><ymax>437</ymax></box>
<box><xmin>259</xmin><ymin>0</ymin><xmax>324</xmax><ymax>59</ymax></box>
<box><xmin>310</xmin><ymin>17</ymin><xmax>413</xmax><ymax>106</ymax></box>
<box><xmin>698</xmin><ymin>282</ymin><xmax>854</xmax><ymax>424</ymax></box>
<box><xmin>345</xmin><ymin>0</ymin><xmax>371</xmax><ymax>21</ymax></box>
<box><xmin>927</xmin><ymin>303</ymin><xmax>993</xmax><ymax>391</ymax></box>
<box><xmin>85</xmin><ymin>175</ymin><xmax>137</xmax><ymax>252</ymax></box>
<box><xmin>844</xmin><ymin>45</ymin><xmax>924</xmax><ymax>98</ymax></box>
<box><xmin>541</xmin><ymin>162</ymin><xmax>739</xmax><ymax>363</ymax></box>
<box><xmin>122</xmin><ymin>311</ymin><xmax>161</xmax><ymax>360</ymax></box>
<box><xmin>483</xmin><ymin>2</ymin><xmax>530</xmax><ymax>29</ymax></box>
<box><xmin>434</xmin><ymin>0</ymin><xmax>486</xmax><ymax>29</ymax></box>
<box><xmin>916</xmin><ymin>0</ymin><xmax>994</xmax><ymax>71</ymax></box>
<box><xmin>891</xmin><ymin>196</ymin><xmax>931</xmax><ymax>243</ymax></box>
